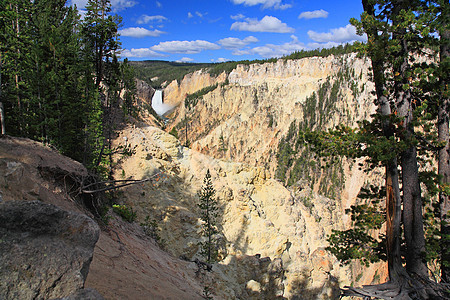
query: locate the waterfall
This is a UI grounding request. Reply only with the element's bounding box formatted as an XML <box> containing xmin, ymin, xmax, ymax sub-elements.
<box><xmin>151</xmin><ymin>90</ymin><xmax>172</xmax><ymax>116</ymax></box>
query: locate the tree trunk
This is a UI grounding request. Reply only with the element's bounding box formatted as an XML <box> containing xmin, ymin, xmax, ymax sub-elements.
<box><xmin>439</xmin><ymin>25</ymin><xmax>450</xmax><ymax>282</ymax></box>
<box><xmin>392</xmin><ymin>1</ymin><xmax>428</xmax><ymax>276</ymax></box>
<box><xmin>361</xmin><ymin>0</ymin><xmax>406</xmax><ymax>280</ymax></box>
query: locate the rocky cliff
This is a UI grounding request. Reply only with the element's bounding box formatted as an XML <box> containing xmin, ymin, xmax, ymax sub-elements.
<box><xmin>153</xmin><ymin>54</ymin><xmax>387</xmax><ymax>297</ymax></box>
<box><xmin>0</xmin><ymin>53</ymin><xmax>388</xmax><ymax>300</ymax></box>
<box><xmin>165</xmin><ymin>54</ymin><xmax>380</xmax><ymax>218</ymax></box>
<box><xmin>0</xmin><ymin>136</ymin><xmax>207</xmax><ymax>299</ymax></box>
<box><xmin>111</xmin><ymin>123</ymin><xmax>387</xmax><ymax>299</ymax></box>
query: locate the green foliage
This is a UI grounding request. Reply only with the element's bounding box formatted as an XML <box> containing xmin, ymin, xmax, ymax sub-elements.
<box><xmin>202</xmin><ymin>285</ymin><xmax>214</xmax><ymax>300</ymax></box>
<box><xmin>112</xmin><ymin>204</ymin><xmax>136</xmax><ymax>222</ymax></box>
<box><xmin>306</xmin><ymin>1</ymin><xmax>450</xmax><ymax>278</ymax></box>
<box><xmin>0</xmin><ymin>0</ymin><xmax>137</xmax><ymax>182</ymax></box>
<box><xmin>327</xmin><ymin>186</ymin><xmax>386</xmax><ymax>267</ymax></box>
<box><xmin>120</xmin><ymin>58</ymin><xmax>138</xmax><ymax>116</ymax></box>
<box><xmin>198</xmin><ymin>169</ymin><xmax>219</xmax><ymax>263</ymax></box>
<box><xmin>140</xmin><ymin>216</ymin><xmax>166</xmax><ymax>248</ymax></box>
<box><xmin>129</xmin><ymin>60</ymin><xmax>213</xmax><ymax>89</ymax></box>
<box><xmin>185</xmin><ymin>84</ymin><xmax>218</xmax><ymax>110</ymax></box>
<box><xmin>283</xmin><ymin>43</ymin><xmax>359</xmax><ymax>61</ymax></box>
<box><xmin>218</xmin><ymin>133</ymin><xmax>227</xmax><ymax>153</ymax></box>
<box><xmin>267</xmin><ymin>113</ymin><xmax>274</xmax><ymax>128</ymax></box>
<box><xmin>169</xmin><ymin>127</ymin><xmax>179</xmax><ymax>139</ymax></box>
<box><xmin>275</xmin><ymin>66</ymin><xmax>360</xmax><ymax>197</ymax></box>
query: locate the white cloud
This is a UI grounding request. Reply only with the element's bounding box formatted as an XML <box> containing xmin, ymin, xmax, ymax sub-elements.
<box><xmin>151</xmin><ymin>40</ymin><xmax>220</xmax><ymax>54</ymax></box>
<box><xmin>231</xmin><ymin>0</ymin><xmax>291</xmax><ymax>10</ymax></box>
<box><xmin>218</xmin><ymin>36</ymin><xmax>258</xmax><ymax>49</ymax></box>
<box><xmin>188</xmin><ymin>12</ymin><xmax>194</xmax><ymax>18</ymax></box>
<box><xmin>233</xmin><ymin>35</ymin><xmax>305</xmax><ymax>58</ymax></box>
<box><xmin>196</xmin><ymin>11</ymin><xmax>203</xmax><ymax>18</ymax></box>
<box><xmin>176</xmin><ymin>57</ymin><xmax>195</xmax><ymax>63</ymax></box>
<box><xmin>308</xmin><ymin>24</ymin><xmax>367</xmax><ymax>43</ymax></box>
<box><xmin>306</xmin><ymin>41</ymin><xmax>341</xmax><ymax>49</ymax></box>
<box><xmin>69</xmin><ymin>0</ymin><xmax>88</xmax><ymax>8</ymax></box>
<box><xmin>299</xmin><ymin>9</ymin><xmax>329</xmax><ymax>20</ymax></box>
<box><xmin>213</xmin><ymin>58</ymin><xmax>231</xmax><ymax>63</ymax></box>
<box><xmin>121</xmin><ymin>48</ymin><xmax>167</xmax><ymax>58</ymax></box>
<box><xmin>110</xmin><ymin>0</ymin><xmax>137</xmax><ymax>11</ymax></box>
<box><xmin>119</xmin><ymin>27</ymin><xmax>165</xmax><ymax>38</ymax></box>
<box><xmin>156</xmin><ymin>1</ymin><xmax>162</xmax><ymax>8</ymax></box>
<box><xmin>231</xmin><ymin>14</ymin><xmax>246</xmax><ymax>20</ymax></box>
<box><xmin>136</xmin><ymin>15</ymin><xmax>167</xmax><ymax>24</ymax></box>
<box><xmin>70</xmin><ymin>0</ymin><xmax>136</xmax><ymax>12</ymax></box>
<box><xmin>231</xmin><ymin>16</ymin><xmax>294</xmax><ymax>33</ymax></box>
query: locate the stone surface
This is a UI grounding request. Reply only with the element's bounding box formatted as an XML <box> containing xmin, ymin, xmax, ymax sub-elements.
<box><xmin>111</xmin><ymin>124</ymin><xmax>388</xmax><ymax>299</ymax></box>
<box><xmin>0</xmin><ymin>200</ymin><xmax>100</xmax><ymax>299</ymax></box>
<box><xmin>167</xmin><ymin>54</ymin><xmax>378</xmax><ymax>206</ymax></box>
<box><xmin>56</xmin><ymin>288</ymin><xmax>105</xmax><ymax>300</ymax></box>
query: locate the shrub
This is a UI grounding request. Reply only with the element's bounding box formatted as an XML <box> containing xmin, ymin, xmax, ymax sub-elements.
<box><xmin>112</xmin><ymin>204</ymin><xmax>137</xmax><ymax>222</ymax></box>
<box><xmin>140</xmin><ymin>216</ymin><xmax>166</xmax><ymax>248</ymax></box>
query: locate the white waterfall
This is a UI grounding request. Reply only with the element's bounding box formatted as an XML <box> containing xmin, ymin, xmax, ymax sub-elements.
<box><xmin>151</xmin><ymin>90</ymin><xmax>172</xmax><ymax>116</ymax></box>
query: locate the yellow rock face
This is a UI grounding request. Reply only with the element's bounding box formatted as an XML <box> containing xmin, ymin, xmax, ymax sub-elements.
<box><xmin>113</xmin><ymin>55</ymin><xmax>388</xmax><ymax>298</ymax></box>
<box><xmin>113</xmin><ymin>123</ymin><xmax>386</xmax><ymax>299</ymax></box>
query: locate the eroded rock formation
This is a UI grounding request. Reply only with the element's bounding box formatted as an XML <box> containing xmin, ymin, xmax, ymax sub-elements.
<box><xmin>0</xmin><ymin>200</ymin><xmax>100</xmax><ymax>299</ymax></box>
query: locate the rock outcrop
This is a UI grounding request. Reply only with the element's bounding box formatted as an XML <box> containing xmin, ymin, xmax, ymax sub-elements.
<box><xmin>160</xmin><ymin>56</ymin><xmax>380</xmax><ymax>232</ymax></box>
<box><xmin>0</xmin><ymin>200</ymin><xmax>100</xmax><ymax>299</ymax></box>
<box><xmin>0</xmin><ymin>136</ymin><xmax>209</xmax><ymax>300</ymax></box>
<box><xmin>163</xmin><ymin>69</ymin><xmax>227</xmax><ymax>107</ymax></box>
<box><xmin>111</xmin><ymin>124</ymin><xmax>388</xmax><ymax>299</ymax></box>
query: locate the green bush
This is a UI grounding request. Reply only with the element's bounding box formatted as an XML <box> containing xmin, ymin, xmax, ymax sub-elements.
<box><xmin>112</xmin><ymin>204</ymin><xmax>137</xmax><ymax>222</ymax></box>
<box><xmin>169</xmin><ymin>127</ymin><xmax>179</xmax><ymax>139</ymax></box>
<box><xmin>140</xmin><ymin>216</ymin><xmax>166</xmax><ymax>248</ymax></box>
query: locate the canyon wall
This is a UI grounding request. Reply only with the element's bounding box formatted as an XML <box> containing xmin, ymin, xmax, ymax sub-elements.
<box><xmin>112</xmin><ymin>122</ymin><xmax>387</xmax><ymax>299</ymax></box>
<box><xmin>113</xmin><ymin>51</ymin><xmax>393</xmax><ymax>298</ymax></box>
<box><xmin>165</xmin><ymin>53</ymin><xmax>380</xmax><ymax>215</ymax></box>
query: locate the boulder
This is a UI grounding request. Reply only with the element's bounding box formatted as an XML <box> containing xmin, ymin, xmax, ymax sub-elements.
<box><xmin>0</xmin><ymin>200</ymin><xmax>100</xmax><ymax>299</ymax></box>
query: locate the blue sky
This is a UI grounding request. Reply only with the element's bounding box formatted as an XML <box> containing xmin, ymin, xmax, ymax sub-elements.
<box><xmin>70</xmin><ymin>0</ymin><xmax>367</xmax><ymax>63</ymax></box>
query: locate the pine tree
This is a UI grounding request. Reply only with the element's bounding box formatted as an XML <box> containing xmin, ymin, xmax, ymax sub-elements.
<box><xmin>198</xmin><ymin>169</ymin><xmax>219</xmax><ymax>264</ymax></box>
<box><xmin>302</xmin><ymin>0</ymin><xmax>449</xmax><ymax>297</ymax></box>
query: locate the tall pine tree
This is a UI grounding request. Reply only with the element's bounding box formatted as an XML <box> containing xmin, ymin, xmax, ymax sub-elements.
<box><xmin>198</xmin><ymin>169</ymin><xmax>219</xmax><ymax>264</ymax></box>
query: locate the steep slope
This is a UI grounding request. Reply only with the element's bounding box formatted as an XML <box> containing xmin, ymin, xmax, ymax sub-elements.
<box><xmin>165</xmin><ymin>53</ymin><xmax>380</xmax><ymax>217</ymax></box>
<box><xmin>111</xmin><ymin>124</ymin><xmax>387</xmax><ymax>299</ymax></box>
<box><xmin>0</xmin><ymin>136</ymin><xmax>206</xmax><ymax>299</ymax></box>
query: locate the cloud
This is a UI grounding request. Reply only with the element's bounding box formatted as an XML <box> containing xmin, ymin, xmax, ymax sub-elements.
<box><xmin>188</xmin><ymin>12</ymin><xmax>194</xmax><ymax>18</ymax></box>
<box><xmin>119</xmin><ymin>27</ymin><xmax>165</xmax><ymax>38</ymax></box>
<box><xmin>231</xmin><ymin>14</ymin><xmax>246</xmax><ymax>20</ymax></box>
<box><xmin>151</xmin><ymin>40</ymin><xmax>221</xmax><ymax>54</ymax></box>
<box><xmin>110</xmin><ymin>0</ymin><xmax>137</xmax><ymax>11</ymax></box>
<box><xmin>306</xmin><ymin>41</ymin><xmax>342</xmax><ymax>49</ymax></box>
<box><xmin>231</xmin><ymin>16</ymin><xmax>294</xmax><ymax>33</ymax></box>
<box><xmin>69</xmin><ymin>0</ymin><xmax>88</xmax><ymax>8</ymax></box>
<box><xmin>298</xmin><ymin>9</ymin><xmax>329</xmax><ymax>20</ymax></box>
<box><xmin>231</xmin><ymin>0</ymin><xmax>291</xmax><ymax>10</ymax></box>
<box><xmin>176</xmin><ymin>57</ymin><xmax>195</xmax><ymax>63</ymax></box>
<box><xmin>218</xmin><ymin>36</ymin><xmax>258</xmax><ymax>49</ymax></box>
<box><xmin>70</xmin><ymin>0</ymin><xmax>136</xmax><ymax>13</ymax></box>
<box><xmin>156</xmin><ymin>1</ymin><xmax>162</xmax><ymax>8</ymax></box>
<box><xmin>233</xmin><ymin>35</ymin><xmax>305</xmax><ymax>58</ymax></box>
<box><xmin>308</xmin><ymin>24</ymin><xmax>367</xmax><ymax>43</ymax></box>
<box><xmin>136</xmin><ymin>15</ymin><xmax>168</xmax><ymax>24</ymax></box>
<box><xmin>196</xmin><ymin>11</ymin><xmax>203</xmax><ymax>18</ymax></box>
<box><xmin>121</xmin><ymin>48</ymin><xmax>167</xmax><ymax>58</ymax></box>
<box><xmin>211</xmin><ymin>58</ymin><xmax>231</xmax><ymax>63</ymax></box>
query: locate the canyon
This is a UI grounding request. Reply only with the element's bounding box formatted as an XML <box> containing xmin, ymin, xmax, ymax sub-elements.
<box><xmin>104</xmin><ymin>53</ymin><xmax>387</xmax><ymax>298</ymax></box>
<box><xmin>0</xmin><ymin>53</ymin><xmax>387</xmax><ymax>299</ymax></box>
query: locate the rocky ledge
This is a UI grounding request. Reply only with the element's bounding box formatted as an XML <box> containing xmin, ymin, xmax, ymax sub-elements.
<box><xmin>0</xmin><ymin>200</ymin><xmax>101</xmax><ymax>300</ymax></box>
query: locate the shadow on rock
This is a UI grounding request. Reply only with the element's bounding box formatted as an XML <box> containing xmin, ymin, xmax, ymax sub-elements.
<box><xmin>0</xmin><ymin>200</ymin><xmax>102</xmax><ymax>299</ymax></box>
